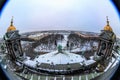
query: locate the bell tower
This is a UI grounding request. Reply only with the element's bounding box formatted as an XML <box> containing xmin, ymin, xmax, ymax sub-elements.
<box><xmin>4</xmin><ymin>17</ymin><xmax>23</xmax><ymax>60</ymax></box>
<box><xmin>97</xmin><ymin>17</ymin><xmax>116</xmax><ymax>58</ymax></box>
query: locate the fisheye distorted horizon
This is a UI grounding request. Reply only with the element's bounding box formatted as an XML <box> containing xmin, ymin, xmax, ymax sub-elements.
<box><xmin>0</xmin><ymin>0</ymin><xmax>120</xmax><ymax>37</ymax></box>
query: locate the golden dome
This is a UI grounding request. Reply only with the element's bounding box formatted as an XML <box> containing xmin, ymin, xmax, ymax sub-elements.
<box><xmin>103</xmin><ymin>16</ymin><xmax>113</xmax><ymax>32</ymax></box>
<box><xmin>7</xmin><ymin>17</ymin><xmax>16</xmax><ymax>32</ymax></box>
<box><xmin>104</xmin><ymin>25</ymin><xmax>113</xmax><ymax>32</ymax></box>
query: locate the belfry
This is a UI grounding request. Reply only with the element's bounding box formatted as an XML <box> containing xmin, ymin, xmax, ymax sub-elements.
<box><xmin>97</xmin><ymin>16</ymin><xmax>116</xmax><ymax>58</ymax></box>
<box><xmin>4</xmin><ymin>17</ymin><xmax>23</xmax><ymax>60</ymax></box>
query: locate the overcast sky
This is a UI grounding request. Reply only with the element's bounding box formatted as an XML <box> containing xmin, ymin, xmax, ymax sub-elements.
<box><xmin>0</xmin><ymin>0</ymin><xmax>120</xmax><ymax>37</ymax></box>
